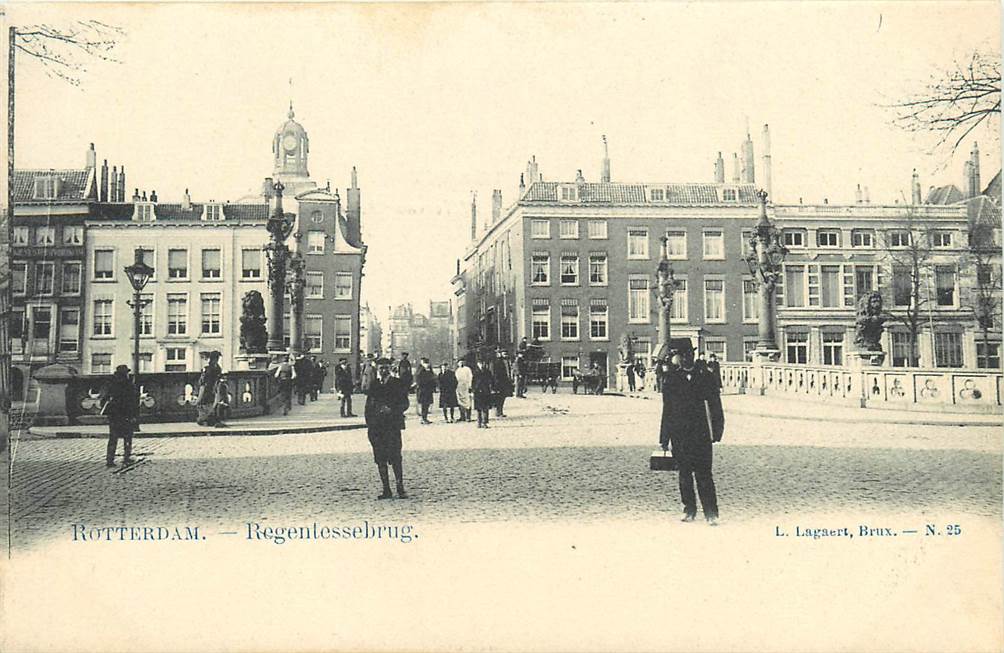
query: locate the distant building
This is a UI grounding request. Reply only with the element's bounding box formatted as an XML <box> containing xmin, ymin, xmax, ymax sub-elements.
<box><xmin>386</xmin><ymin>301</ymin><xmax>455</xmax><ymax>365</ymax></box>
<box><xmin>359</xmin><ymin>303</ymin><xmax>383</xmax><ymax>359</ymax></box>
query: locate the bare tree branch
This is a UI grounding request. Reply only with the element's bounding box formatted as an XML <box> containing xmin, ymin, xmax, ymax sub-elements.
<box><xmin>13</xmin><ymin>20</ymin><xmax>125</xmax><ymax>87</ymax></box>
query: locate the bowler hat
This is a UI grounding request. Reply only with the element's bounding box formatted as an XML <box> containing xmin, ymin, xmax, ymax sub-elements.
<box><xmin>668</xmin><ymin>337</ymin><xmax>696</xmax><ymax>353</ymax></box>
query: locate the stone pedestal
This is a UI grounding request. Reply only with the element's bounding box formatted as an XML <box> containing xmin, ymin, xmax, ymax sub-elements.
<box><xmin>847</xmin><ymin>349</ymin><xmax>886</xmax><ymax>370</ymax></box>
<box><xmin>33</xmin><ymin>363</ymin><xmax>80</xmax><ymax>426</ymax></box>
<box><xmin>751</xmin><ymin>348</ymin><xmax>781</xmax><ymax>365</ymax></box>
<box><xmin>235</xmin><ymin>353</ymin><xmax>272</xmax><ymax>370</ymax></box>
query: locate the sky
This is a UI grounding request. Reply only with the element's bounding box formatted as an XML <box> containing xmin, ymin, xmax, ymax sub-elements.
<box><xmin>7</xmin><ymin>1</ymin><xmax>1001</xmax><ymax>318</ymax></box>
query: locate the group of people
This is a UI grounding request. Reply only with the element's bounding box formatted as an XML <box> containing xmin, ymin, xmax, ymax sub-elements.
<box><xmin>272</xmin><ymin>354</ymin><xmax>330</xmax><ymax>415</ymax></box>
<box><xmin>627</xmin><ymin>351</ymin><xmax>721</xmax><ymax>393</ymax></box>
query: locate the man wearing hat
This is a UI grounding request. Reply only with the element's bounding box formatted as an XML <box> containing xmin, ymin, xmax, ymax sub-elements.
<box><xmin>659</xmin><ymin>337</ymin><xmax>725</xmax><ymax>525</ymax></box>
<box><xmin>99</xmin><ymin>364</ymin><xmax>139</xmax><ymax>467</ymax></box>
<box><xmin>364</xmin><ymin>357</ymin><xmax>410</xmax><ymax>499</ymax></box>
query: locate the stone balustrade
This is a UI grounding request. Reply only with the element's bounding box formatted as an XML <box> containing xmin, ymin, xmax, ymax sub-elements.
<box><xmin>720</xmin><ymin>361</ymin><xmax>1003</xmax><ymax>414</ymax></box>
<box><xmin>32</xmin><ymin>364</ymin><xmax>282</xmax><ymax>426</ymax></box>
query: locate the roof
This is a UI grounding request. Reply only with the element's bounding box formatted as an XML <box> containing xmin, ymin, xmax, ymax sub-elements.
<box><xmin>983</xmin><ymin>170</ymin><xmax>1001</xmax><ymax>205</ymax></box>
<box><xmin>965</xmin><ymin>195</ymin><xmax>1002</xmax><ymax>230</ymax></box>
<box><xmin>89</xmin><ymin>202</ymin><xmax>270</xmax><ymax>222</ymax></box>
<box><xmin>925</xmin><ymin>184</ymin><xmax>964</xmax><ymax>205</ymax></box>
<box><xmin>14</xmin><ymin>168</ymin><xmax>94</xmax><ymax>203</ymax></box>
<box><xmin>520</xmin><ymin>181</ymin><xmax>759</xmax><ymax>205</ymax></box>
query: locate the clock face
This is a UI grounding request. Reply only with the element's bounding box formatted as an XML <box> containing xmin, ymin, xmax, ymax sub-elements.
<box><xmin>283</xmin><ymin>134</ymin><xmax>298</xmax><ymax>152</ymax></box>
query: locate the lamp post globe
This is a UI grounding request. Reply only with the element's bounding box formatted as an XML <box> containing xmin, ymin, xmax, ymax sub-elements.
<box><xmin>124</xmin><ymin>248</ymin><xmax>154</xmax><ymax>405</ymax></box>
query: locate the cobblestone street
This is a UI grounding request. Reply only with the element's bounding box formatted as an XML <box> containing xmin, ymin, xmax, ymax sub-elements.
<box><xmin>9</xmin><ymin>393</ymin><xmax>1001</xmax><ymax>548</ymax></box>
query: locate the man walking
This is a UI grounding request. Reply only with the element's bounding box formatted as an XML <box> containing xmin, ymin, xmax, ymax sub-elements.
<box><xmin>415</xmin><ymin>358</ymin><xmax>437</xmax><ymax>424</ymax></box>
<box><xmin>492</xmin><ymin>350</ymin><xmax>513</xmax><ymax>417</ymax></box>
<box><xmin>396</xmin><ymin>352</ymin><xmax>413</xmax><ymax>392</ymax></box>
<box><xmin>472</xmin><ymin>358</ymin><xmax>495</xmax><ymax>428</ymax></box>
<box><xmin>364</xmin><ymin>358</ymin><xmax>410</xmax><ymax>499</ymax></box>
<box><xmin>455</xmin><ymin>358</ymin><xmax>473</xmax><ymax>422</ymax></box>
<box><xmin>100</xmin><ymin>365</ymin><xmax>139</xmax><ymax>467</ymax></box>
<box><xmin>360</xmin><ymin>354</ymin><xmax>376</xmax><ymax>394</ymax></box>
<box><xmin>659</xmin><ymin>338</ymin><xmax>725</xmax><ymax>526</ymax></box>
<box><xmin>293</xmin><ymin>355</ymin><xmax>312</xmax><ymax>406</ymax></box>
<box><xmin>274</xmin><ymin>355</ymin><xmax>296</xmax><ymax>416</ymax></box>
<box><xmin>335</xmin><ymin>358</ymin><xmax>356</xmax><ymax>417</ymax></box>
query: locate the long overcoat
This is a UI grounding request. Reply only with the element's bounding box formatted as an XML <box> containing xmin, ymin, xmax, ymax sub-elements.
<box><xmin>415</xmin><ymin>366</ymin><xmax>437</xmax><ymax>405</ymax></box>
<box><xmin>658</xmin><ymin>366</ymin><xmax>725</xmax><ymax>465</ymax></box>
<box><xmin>471</xmin><ymin>366</ymin><xmax>495</xmax><ymax>411</ymax></box>
<box><xmin>364</xmin><ymin>375</ymin><xmax>410</xmax><ymax>464</ymax></box>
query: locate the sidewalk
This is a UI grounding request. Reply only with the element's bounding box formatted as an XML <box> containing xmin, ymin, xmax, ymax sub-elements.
<box><xmin>25</xmin><ymin>393</ymin><xmax>366</xmax><ymax>440</ymax></box>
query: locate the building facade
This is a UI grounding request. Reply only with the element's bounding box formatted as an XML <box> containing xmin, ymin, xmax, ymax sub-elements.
<box><xmin>385</xmin><ymin>301</ymin><xmax>456</xmax><ymax>365</ymax></box>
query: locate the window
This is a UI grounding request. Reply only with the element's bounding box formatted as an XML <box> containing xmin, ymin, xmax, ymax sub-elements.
<box><xmin>241</xmin><ymin>249</ymin><xmax>262</xmax><ymax>279</ymax></box>
<box><xmin>628</xmin><ymin>229</ymin><xmax>649</xmax><ymax>259</ymax></box>
<box><xmin>741</xmin><ymin>229</ymin><xmax>754</xmax><ymax>257</ymax></box>
<box><xmin>742</xmin><ymin>278</ymin><xmax>758</xmax><ymax>322</ymax></box>
<box><xmin>201</xmin><ymin>249</ymin><xmax>221</xmax><ymax>279</ymax></box>
<box><xmin>91</xmin><ymin>353</ymin><xmax>112</xmax><ymax>374</ymax></box>
<box><xmin>12</xmin><ymin>262</ymin><xmax>26</xmax><ymax>295</ymax></box>
<box><xmin>704</xmin><ymin>278</ymin><xmax>725</xmax><ymax>322</ymax></box>
<box><xmin>94</xmin><ymin>250</ymin><xmax>115</xmax><ymax>280</ymax></box>
<box><xmin>305</xmin><ymin>315</ymin><xmax>323</xmax><ymax>352</ymax></box>
<box><xmin>31</xmin><ymin>307</ymin><xmax>52</xmax><ymax>351</ymax></box>
<box><xmin>589</xmin><ymin>304</ymin><xmax>608</xmax><ymax>340</ymax></box>
<box><xmin>310</xmin><ymin>210</ymin><xmax>323</xmax><ymax>224</ymax></box>
<box><xmin>889</xmin><ymin>231</ymin><xmax>911</xmax><ymax>248</ymax></box>
<box><xmin>531</xmin><ymin>219</ymin><xmax>550</xmax><ymax>239</ymax></box>
<box><xmin>977</xmin><ymin>342</ymin><xmax>1001</xmax><ymax>369</ymax></box>
<box><xmin>743</xmin><ymin>338</ymin><xmax>758</xmax><ymax>362</ymax></box>
<box><xmin>58</xmin><ymin>308</ymin><xmax>80</xmax><ymax>354</ymax></box>
<box><xmin>167</xmin><ymin>294</ymin><xmax>188</xmax><ymax>335</ymax></box>
<box><xmin>588</xmin><ymin>254</ymin><xmax>608</xmax><ymax>286</ymax></box>
<box><xmin>138</xmin><ymin>248</ymin><xmax>156</xmax><ymax>280</ymax></box>
<box><xmin>139</xmin><ymin>293</ymin><xmax>153</xmax><ymax>336</ymax></box>
<box><xmin>931</xmin><ymin>231</ymin><xmax>952</xmax><ymax>248</ymax></box>
<box><xmin>722</xmin><ymin>188</ymin><xmax>737</xmax><ymax>201</ymax></box>
<box><xmin>531</xmin><ymin>253</ymin><xmax>550</xmax><ymax>285</ymax></box>
<box><xmin>854</xmin><ymin>266</ymin><xmax>875</xmax><ymax>299</ymax></box>
<box><xmin>308</xmin><ymin>231</ymin><xmax>326</xmax><ymax>254</ymax></box>
<box><xmin>93</xmin><ymin>300</ymin><xmax>113</xmax><ymax>336</ymax></box>
<box><xmin>11</xmin><ymin>309</ymin><xmax>25</xmax><ymax>351</ymax></box>
<box><xmin>817</xmin><ymin>230</ymin><xmax>840</xmax><ymax>248</ymax></box>
<box><xmin>560</xmin><ymin>304</ymin><xmax>579</xmax><ymax>340</ymax></box>
<box><xmin>561</xmin><ymin>356</ymin><xmax>580</xmax><ymax>380</ymax></box>
<box><xmin>671</xmin><ymin>279</ymin><xmax>688</xmax><ymax>322</ymax></box>
<box><xmin>201</xmin><ymin>293</ymin><xmax>221</xmax><ymax>335</ymax></box>
<box><xmin>334</xmin><ymin>272</ymin><xmax>353</xmax><ymax>299</ymax></box>
<box><xmin>34</xmin><ymin>176</ymin><xmax>59</xmax><ymax>199</ymax></box>
<box><xmin>13</xmin><ymin>226</ymin><xmax>29</xmax><ymax>245</ymax></box>
<box><xmin>785</xmin><ymin>331</ymin><xmax>808</xmax><ymax>364</ymax></box>
<box><xmin>62</xmin><ymin>225</ymin><xmax>84</xmax><ymax>245</ymax></box>
<box><xmin>628</xmin><ymin>276</ymin><xmax>650</xmax><ymax>323</ymax></box>
<box><xmin>165</xmin><ymin>347</ymin><xmax>188</xmax><ymax>372</ymax></box>
<box><xmin>560</xmin><ymin>186</ymin><xmax>577</xmax><ymax>201</ymax></box>
<box><xmin>531</xmin><ymin>305</ymin><xmax>550</xmax><ymax>340</ymax></box>
<box><xmin>820</xmin><ymin>265</ymin><xmax>841</xmax><ymax>307</ymax></box>
<box><xmin>852</xmin><ymin>229</ymin><xmax>874</xmax><ymax>248</ymax></box>
<box><xmin>560</xmin><ymin>255</ymin><xmax>579</xmax><ymax>285</ymax></box>
<box><xmin>283</xmin><ymin>312</ymin><xmax>291</xmax><ymax>349</ymax></box>
<box><xmin>138</xmin><ymin>353</ymin><xmax>154</xmax><ymax>374</ymax></box>
<box><xmin>783</xmin><ymin>230</ymin><xmax>805</xmax><ymax>248</ymax></box>
<box><xmin>587</xmin><ymin>220</ymin><xmax>607</xmax><ymax>239</ymax></box>
<box><xmin>34</xmin><ymin>226</ymin><xmax>55</xmax><ymax>246</ymax></box>
<box><xmin>935</xmin><ymin>266</ymin><xmax>956</xmax><ymax>306</ymax></box>
<box><xmin>892</xmin><ymin>266</ymin><xmax>912</xmax><ymax>307</ymax></box>
<box><xmin>702</xmin><ymin>230</ymin><xmax>724</xmax><ymax>259</ymax></box>
<box><xmin>785</xmin><ymin>265</ymin><xmax>806</xmax><ymax>307</ymax></box>
<box><xmin>705</xmin><ymin>340</ymin><xmax>726</xmax><ymax>360</ymax></box>
<box><xmin>203</xmin><ymin>204</ymin><xmax>223</xmax><ymax>221</ymax></box>
<box><xmin>891</xmin><ymin>332</ymin><xmax>918</xmax><ymax>367</ymax></box>
<box><xmin>666</xmin><ymin>231</ymin><xmax>687</xmax><ymax>259</ymax></box>
<box><xmin>650</xmin><ymin>188</ymin><xmax>665</xmax><ymax>201</ymax></box>
<box><xmin>559</xmin><ymin>220</ymin><xmax>579</xmax><ymax>239</ymax></box>
<box><xmin>334</xmin><ymin>315</ymin><xmax>352</xmax><ymax>351</ymax></box>
<box><xmin>306</xmin><ymin>271</ymin><xmax>324</xmax><ymax>298</ymax></box>
<box><xmin>168</xmin><ymin>249</ymin><xmax>188</xmax><ymax>279</ymax></box>
<box><xmin>822</xmin><ymin>332</ymin><xmax>843</xmax><ymax>365</ymax></box>
<box><xmin>934</xmin><ymin>332</ymin><xmax>963</xmax><ymax>368</ymax></box>
<box><xmin>135</xmin><ymin>204</ymin><xmax>154</xmax><ymax>221</ymax></box>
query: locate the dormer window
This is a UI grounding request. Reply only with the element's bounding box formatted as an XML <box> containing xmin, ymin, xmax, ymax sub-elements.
<box><xmin>203</xmin><ymin>204</ymin><xmax>224</xmax><ymax>221</ymax></box>
<box><xmin>33</xmin><ymin>176</ymin><xmax>60</xmax><ymax>200</ymax></box>
<box><xmin>560</xmin><ymin>185</ymin><xmax>577</xmax><ymax>201</ymax></box>
<box><xmin>133</xmin><ymin>203</ymin><xmax>155</xmax><ymax>221</ymax></box>
<box><xmin>650</xmin><ymin>188</ymin><xmax>665</xmax><ymax>201</ymax></box>
<box><xmin>722</xmin><ymin>188</ymin><xmax>738</xmax><ymax>202</ymax></box>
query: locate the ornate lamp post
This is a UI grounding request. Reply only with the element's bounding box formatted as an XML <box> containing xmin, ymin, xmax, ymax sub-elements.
<box><xmin>654</xmin><ymin>235</ymin><xmax>680</xmax><ymax>362</ymax></box>
<box><xmin>264</xmin><ymin>181</ymin><xmax>296</xmax><ymax>354</ymax></box>
<box><xmin>286</xmin><ymin>242</ymin><xmax>306</xmax><ymax>356</ymax></box>
<box><xmin>743</xmin><ymin>190</ymin><xmax>788</xmax><ymax>361</ymax></box>
<box><xmin>124</xmin><ymin>248</ymin><xmax>154</xmax><ymax>382</ymax></box>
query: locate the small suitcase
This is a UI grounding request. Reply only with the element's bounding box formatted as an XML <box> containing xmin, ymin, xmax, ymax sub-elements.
<box><xmin>650</xmin><ymin>450</ymin><xmax>678</xmax><ymax>471</ymax></box>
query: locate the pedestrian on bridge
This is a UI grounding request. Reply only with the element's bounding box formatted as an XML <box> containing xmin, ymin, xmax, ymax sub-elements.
<box><xmin>365</xmin><ymin>358</ymin><xmax>410</xmax><ymax>499</ymax></box>
<box><xmin>100</xmin><ymin>365</ymin><xmax>138</xmax><ymax>467</ymax></box>
<box><xmin>455</xmin><ymin>359</ymin><xmax>473</xmax><ymax>422</ymax></box>
<box><xmin>415</xmin><ymin>358</ymin><xmax>437</xmax><ymax>424</ymax></box>
<box><xmin>437</xmin><ymin>364</ymin><xmax>459</xmax><ymax>422</ymax></box>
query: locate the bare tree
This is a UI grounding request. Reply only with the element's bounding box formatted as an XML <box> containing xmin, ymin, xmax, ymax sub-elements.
<box><xmin>890</xmin><ymin>49</ymin><xmax>1001</xmax><ymax>153</ymax></box>
<box><xmin>967</xmin><ymin>221</ymin><xmax>1002</xmax><ymax>367</ymax></box>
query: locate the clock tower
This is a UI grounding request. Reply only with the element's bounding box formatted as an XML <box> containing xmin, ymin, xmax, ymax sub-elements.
<box><xmin>272</xmin><ymin>102</ymin><xmax>313</xmax><ymax>192</ymax></box>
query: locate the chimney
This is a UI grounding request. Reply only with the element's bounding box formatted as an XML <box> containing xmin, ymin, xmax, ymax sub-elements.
<box><xmin>150</xmin><ymin>189</ymin><xmax>158</xmax><ymax>203</ymax></box>
<box><xmin>470</xmin><ymin>192</ymin><xmax>477</xmax><ymax>241</ymax></box>
<box><xmin>117</xmin><ymin>167</ymin><xmax>126</xmax><ymax>201</ymax></box>
<box><xmin>518</xmin><ymin>173</ymin><xmax>526</xmax><ymax>197</ymax></box>
<box><xmin>731</xmin><ymin>153</ymin><xmax>740</xmax><ymax>184</ymax></box>
<box><xmin>525</xmin><ymin>156</ymin><xmax>539</xmax><ymax>188</ymax></box>
<box><xmin>575</xmin><ymin>169</ymin><xmax>585</xmax><ymax>184</ymax></box>
<box><xmin>110</xmin><ymin>166</ymin><xmax>118</xmax><ymax>202</ymax></box>
<box><xmin>346</xmin><ymin>165</ymin><xmax>362</xmax><ymax>244</ymax></box>
<box><xmin>262</xmin><ymin>177</ymin><xmax>275</xmax><ymax>199</ymax></box>
<box><xmin>911</xmin><ymin>169</ymin><xmax>922</xmax><ymax>205</ymax></box>
<box><xmin>86</xmin><ymin>143</ymin><xmax>96</xmax><ymax>169</ymax></box>
<box><xmin>141</xmin><ymin>190</ymin><xmax>148</xmax><ymax>201</ymax></box>
<box><xmin>491</xmin><ymin>189</ymin><xmax>502</xmax><ymax>223</ymax></box>
<box><xmin>970</xmin><ymin>142</ymin><xmax>982</xmax><ymax>197</ymax></box>
<box><xmin>133</xmin><ymin>188</ymin><xmax>141</xmax><ymax>202</ymax></box>
<box><xmin>714</xmin><ymin>152</ymin><xmax>725</xmax><ymax>183</ymax></box>
<box><xmin>100</xmin><ymin>160</ymin><xmax>109</xmax><ymax>202</ymax></box>
<box><xmin>864</xmin><ymin>186</ymin><xmax>870</xmax><ymax>204</ymax></box>
<box><xmin>855</xmin><ymin>184</ymin><xmax>863</xmax><ymax>204</ymax></box>
<box><xmin>182</xmin><ymin>188</ymin><xmax>191</xmax><ymax>210</ymax></box>
<box><xmin>600</xmin><ymin>135</ymin><xmax>611</xmax><ymax>183</ymax></box>
<box><xmin>741</xmin><ymin>128</ymin><xmax>755</xmax><ymax>184</ymax></box>
<box><xmin>761</xmin><ymin>124</ymin><xmax>772</xmax><ymax>198</ymax></box>
<box><xmin>823</xmin><ymin>198</ymin><xmax>829</xmax><ymax>205</ymax></box>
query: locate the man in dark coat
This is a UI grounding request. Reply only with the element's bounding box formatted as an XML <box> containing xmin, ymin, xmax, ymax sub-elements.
<box><xmin>396</xmin><ymin>352</ymin><xmax>413</xmax><ymax>392</ymax></box>
<box><xmin>437</xmin><ymin>364</ymin><xmax>459</xmax><ymax>422</ymax></box>
<box><xmin>293</xmin><ymin>355</ymin><xmax>312</xmax><ymax>405</ymax></box>
<box><xmin>335</xmin><ymin>358</ymin><xmax>356</xmax><ymax>417</ymax></box>
<box><xmin>365</xmin><ymin>358</ymin><xmax>411</xmax><ymax>499</ymax></box>
<box><xmin>707</xmin><ymin>353</ymin><xmax>722</xmax><ymax>390</ymax></box>
<box><xmin>414</xmin><ymin>358</ymin><xmax>437</xmax><ymax>424</ymax></box>
<box><xmin>472</xmin><ymin>358</ymin><xmax>495</xmax><ymax>428</ymax></box>
<box><xmin>100</xmin><ymin>365</ymin><xmax>139</xmax><ymax>467</ymax></box>
<box><xmin>492</xmin><ymin>350</ymin><xmax>513</xmax><ymax>417</ymax></box>
<box><xmin>659</xmin><ymin>338</ymin><xmax>725</xmax><ymax>525</ymax></box>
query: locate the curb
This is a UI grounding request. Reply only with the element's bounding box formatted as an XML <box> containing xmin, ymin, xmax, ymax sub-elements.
<box><xmin>23</xmin><ymin>421</ymin><xmax>367</xmax><ymax>441</ymax></box>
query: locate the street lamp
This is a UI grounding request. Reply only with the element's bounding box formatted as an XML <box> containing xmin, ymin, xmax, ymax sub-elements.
<box><xmin>743</xmin><ymin>190</ymin><xmax>788</xmax><ymax>360</ymax></box>
<box><xmin>264</xmin><ymin>181</ymin><xmax>297</xmax><ymax>354</ymax></box>
<box><xmin>124</xmin><ymin>247</ymin><xmax>154</xmax><ymax>385</ymax></box>
<box><xmin>286</xmin><ymin>246</ymin><xmax>306</xmax><ymax>356</ymax></box>
<box><xmin>654</xmin><ymin>235</ymin><xmax>680</xmax><ymax>361</ymax></box>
